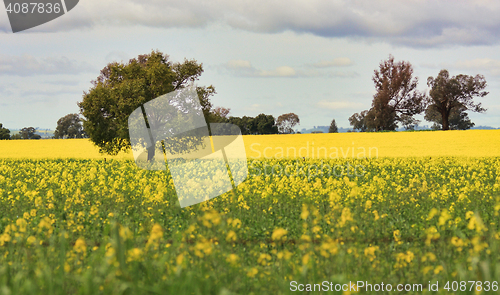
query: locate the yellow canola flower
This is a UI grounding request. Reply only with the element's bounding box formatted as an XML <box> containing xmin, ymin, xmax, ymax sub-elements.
<box><xmin>193</xmin><ymin>239</ymin><xmax>213</xmax><ymax>257</ymax></box>
<box><xmin>257</xmin><ymin>253</ymin><xmax>272</xmax><ymax>266</ymax></box>
<box><xmin>434</xmin><ymin>265</ymin><xmax>444</xmax><ymax>274</ymax></box>
<box><xmin>364</xmin><ymin>246</ymin><xmax>379</xmax><ymax>261</ymax></box>
<box><xmin>471</xmin><ymin>236</ymin><xmax>489</xmax><ymax>253</ymax></box>
<box><xmin>467</xmin><ymin>213</ymin><xmax>486</xmax><ymax>233</ymax></box>
<box><xmin>271</xmin><ymin>228</ymin><xmax>288</xmax><ymax>241</ymax></box>
<box><xmin>425</xmin><ymin>226</ymin><xmax>440</xmax><ymax>245</ymax></box>
<box><xmin>146</xmin><ymin>224</ymin><xmax>164</xmax><ymax>249</ymax></box>
<box><xmin>119</xmin><ymin>225</ymin><xmax>133</xmax><ymax>241</ymax></box>
<box><xmin>276</xmin><ymin>250</ymin><xmax>293</xmax><ymax>260</ymax></box>
<box><xmin>26</xmin><ymin>236</ymin><xmax>36</xmax><ymax>245</ymax></box>
<box><xmin>438</xmin><ymin>209</ymin><xmax>451</xmax><ymax>226</ymax></box>
<box><xmin>421</xmin><ymin>252</ymin><xmax>437</xmax><ymax>262</ymax></box>
<box><xmin>226</xmin><ymin>254</ymin><xmax>239</xmax><ymax>264</ymax></box>
<box><xmin>150</xmin><ymin>224</ymin><xmax>163</xmax><ymax>240</ymax></box>
<box><xmin>201</xmin><ymin>211</ymin><xmax>221</xmax><ymax>228</ymax></box>
<box><xmin>0</xmin><ymin>233</ymin><xmax>11</xmax><ymax>246</ymax></box>
<box><xmin>16</xmin><ymin>219</ymin><xmax>27</xmax><ymax>233</ymax></box>
<box><xmin>338</xmin><ymin>208</ymin><xmax>353</xmax><ymax>227</ymax></box>
<box><xmin>176</xmin><ymin>253</ymin><xmax>184</xmax><ymax>266</ymax></box>
<box><xmin>302</xmin><ymin>253</ymin><xmax>310</xmax><ymax>265</ymax></box>
<box><xmin>226</xmin><ymin>230</ymin><xmax>237</xmax><ymax>242</ymax></box>
<box><xmin>73</xmin><ymin>237</ymin><xmax>87</xmax><ymax>254</ymax></box>
<box><xmin>364</xmin><ymin>200</ymin><xmax>372</xmax><ymax>210</ymax></box>
<box><xmin>247</xmin><ymin>267</ymin><xmax>258</xmax><ymax>278</ymax></box>
<box><xmin>422</xmin><ymin>266</ymin><xmax>434</xmax><ymax>275</ymax></box>
<box><xmin>127</xmin><ymin>248</ymin><xmax>143</xmax><ymax>262</ymax></box>
<box><xmin>393</xmin><ymin>230</ymin><xmax>402</xmax><ymax>245</ymax></box>
<box><xmin>394</xmin><ymin>251</ymin><xmax>414</xmax><ymax>268</ymax></box>
<box><xmin>427</xmin><ymin>208</ymin><xmax>439</xmax><ymax>221</ymax></box>
<box><xmin>300</xmin><ymin>204</ymin><xmax>309</xmax><ymax>220</ymax></box>
<box><xmin>1</xmin><ymin>130</ymin><xmax>500</xmax><ymax>160</ymax></box>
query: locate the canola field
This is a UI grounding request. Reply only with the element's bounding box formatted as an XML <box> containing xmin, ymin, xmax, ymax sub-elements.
<box><xmin>0</xmin><ymin>130</ymin><xmax>500</xmax><ymax>294</ymax></box>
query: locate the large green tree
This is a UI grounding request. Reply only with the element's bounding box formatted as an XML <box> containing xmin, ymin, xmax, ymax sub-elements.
<box><xmin>54</xmin><ymin>113</ymin><xmax>85</xmax><ymax>139</ymax></box>
<box><xmin>254</xmin><ymin>113</ymin><xmax>278</xmax><ymax>134</ymax></box>
<box><xmin>276</xmin><ymin>113</ymin><xmax>300</xmax><ymax>134</ymax></box>
<box><xmin>0</xmin><ymin>123</ymin><xmax>10</xmax><ymax>140</ymax></box>
<box><xmin>426</xmin><ymin>69</ymin><xmax>487</xmax><ymax>130</ymax></box>
<box><xmin>368</xmin><ymin>55</ymin><xmax>426</xmax><ymax>131</ymax></box>
<box><xmin>78</xmin><ymin>50</ymin><xmax>214</xmax><ymax>155</ymax></box>
<box><xmin>348</xmin><ymin>110</ymin><xmax>370</xmax><ymax>132</ymax></box>
<box><xmin>227</xmin><ymin>116</ymin><xmax>256</xmax><ymax>135</ymax></box>
<box><xmin>225</xmin><ymin>114</ymin><xmax>278</xmax><ymax>135</ymax></box>
<box><xmin>425</xmin><ymin>104</ymin><xmax>475</xmax><ymax>130</ymax></box>
<box><xmin>20</xmin><ymin>127</ymin><xmax>40</xmax><ymax>139</ymax></box>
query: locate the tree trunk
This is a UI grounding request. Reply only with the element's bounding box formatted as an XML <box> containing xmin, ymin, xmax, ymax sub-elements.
<box><xmin>147</xmin><ymin>146</ymin><xmax>156</xmax><ymax>161</ymax></box>
<box><xmin>442</xmin><ymin>109</ymin><xmax>450</xmax><ymax>130</ymax></box>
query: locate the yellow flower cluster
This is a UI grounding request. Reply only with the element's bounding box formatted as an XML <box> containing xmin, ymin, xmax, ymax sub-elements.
<box><xmin>0</xmin><ymin>129</ymin><xmax>499</xmax><ymax>292</ymax></box>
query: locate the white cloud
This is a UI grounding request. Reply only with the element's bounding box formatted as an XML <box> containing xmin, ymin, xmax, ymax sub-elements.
<box><xmin>312</xmin><ymin>58</ymin><xmax>353</xmax><ymax>67</ymax></box>
<box><xmin>224</xmin><ymin>60</ymin><xmax>297</xmax><ymax>77</ymax></box>
<box><xmin>247</xmin><ymin>103</ymin><xmax>263</xmax><ymax>112</ymax></box>
<box><xmin>260</xmin><ymin>66</ymin><xmax>296</xmax><ymax>77</ymax></box>
<box><xmin>317</xmin><ymin>100</ymin><xmax>364</xmax><ymax>110</ymax></box>
<box><xmin>227</xmin><ymin>59</ymin><xmax>252</xmax><ymax>69</ymax></box>
<box><xmin>223</xmin><ymin>60</ymin><xmax>357</xmax><ymax>78</ymax></box>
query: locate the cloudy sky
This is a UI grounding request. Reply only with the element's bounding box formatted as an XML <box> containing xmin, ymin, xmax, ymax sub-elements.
<box><xmin>1</xmin><ymin>0</ymin><xmax>499</xmax><ymax>130</ymax></box>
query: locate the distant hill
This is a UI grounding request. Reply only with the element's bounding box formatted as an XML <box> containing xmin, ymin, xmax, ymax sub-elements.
<box><xmin>470</xmin><ymin>126</ymin><xmax>499</xmax><ymax>130</ymax></box>
<box><xmin>10</xmin><ymin>128</ymin><xmax>54</xmax><ymax>139</ymax></box>
<box><xmin>299</xmin><ymin>126</ymin><xmax>351</xmax><ymax>133</ymax></box>
<box><xmin>299</xmin><ymin>125</ymin><xmax>498</xmax><ymax>134</ymax></box>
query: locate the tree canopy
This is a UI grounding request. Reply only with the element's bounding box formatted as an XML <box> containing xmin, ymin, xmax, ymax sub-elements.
<box><xmin>225</xmin><ymin>114</ymin><xmax>278</xmax><ymax>135</ymax></box>
<box><xmin>0</xmin><ymin>124</ymin><xmax>10</xmax><ymax>140</ymax></box>
<box><xmin>20</xmin><ymin>127</ymin><xmax>41</xmax><ymax>139</ymax></box>
<box><xmin>276</xmin><ymin>113</ymin><xmax>300</xmax><ymax>134</ymax></box>
<box><xmin>425</xmin><ymin>103</ymin><xmax>475</xmax><ymax>130</ymax></box>
<box><xmin>78</xmin><ymin>50</ymin><xmax>214</xmax><ymax>155</ymax></box>
<box><xmin>348</xmin><ymin>110</ymin><xmax>369</xmax><ymax>132</ymax></box>
<box><xmin>369</xmin><ymin>55</ymin><xmax>426</xmax><ymax>131</ymax></box>
<box><xmin>426</xmin><ymin>69</ymin><xmax>487</xmax><ymax>130</ymax></box>
<box><xmin>348</xmin><ymin>56</ymin><xmax>488</xmax><ymax>132</ymax></box>
<box><xmin>328</xmin><ymin>119</ymin><xmax>338</xmax><ymax>133</ymax></box>
<box><xmin>54</xmin><ymin>113</ymin><xmax>85</xmax><ymax>139</ymax></box>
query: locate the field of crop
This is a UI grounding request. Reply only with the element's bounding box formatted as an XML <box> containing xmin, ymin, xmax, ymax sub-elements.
<box><xmin>0</xmin><ymin>130</ymin><xmax>500</xmax><ymax>294</ymax></box>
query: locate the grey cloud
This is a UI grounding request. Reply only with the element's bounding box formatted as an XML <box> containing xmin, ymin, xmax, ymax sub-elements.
<box><xmin>105</xmin><ymin>51</ymin><xmax>131</xmax><ymax>63</ymax></box>
<box><xmin>43</xmin><ymin>79</ymin><xmax>81</xmax><ymax>86</ymax></box>
<box><xmin>4</xmin><ymin>0</ymin><xmax>500</xmax><ymax>47</ymax></box>
<box><xmin>19</xmin><ymin>87</ymin><xmax>80</xmax><ymax>97</ymax></box>
<box><xmin>451</xmin><ymin>59</ymin><xmax>500</xmax><ymax>76</ymax></box>
<box><xmin>0</xmin><ymin>54</ymin><xmax>94</xmax><ymax>76</ymax></box>
<box><xmin>422</xmin><ymin>58</ymin><xmax>500</xmax><ymax>77</ymax></box>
